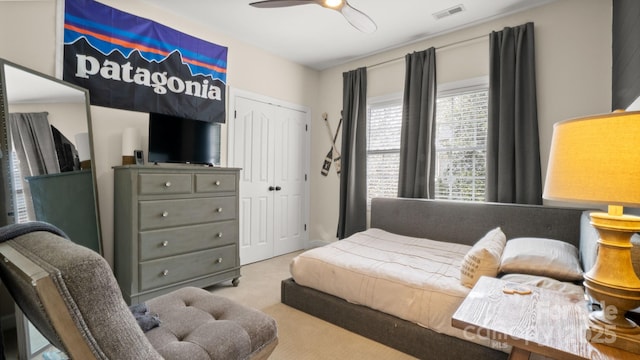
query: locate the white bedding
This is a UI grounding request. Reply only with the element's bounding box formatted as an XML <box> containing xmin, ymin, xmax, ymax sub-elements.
<box><xmin>290</xmin><ymin>228</ymin><xmax>501</xmax><ymax>349</ymax></box>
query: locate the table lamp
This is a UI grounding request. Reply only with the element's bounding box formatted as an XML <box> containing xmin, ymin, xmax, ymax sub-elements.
<box><xmin>544</xmin><ymin>110</ymin><xmax>640</xmax><ymax>353</ymax></box>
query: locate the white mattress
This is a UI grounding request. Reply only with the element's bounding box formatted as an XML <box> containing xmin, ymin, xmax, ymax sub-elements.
<box><xmin>290</xmin><ymin>228</ymin><xmax>502</xmax><ymax>349</ymax></box>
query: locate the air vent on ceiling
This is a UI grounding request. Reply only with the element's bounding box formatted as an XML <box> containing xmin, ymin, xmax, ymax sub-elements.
<box><xmin>433</xmin><ymin>4</ymin><xmax>466</xmax><ymax>20</ymax></box>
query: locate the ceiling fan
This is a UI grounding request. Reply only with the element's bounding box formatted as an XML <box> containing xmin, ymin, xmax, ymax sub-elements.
<box><xmin>249</xmin><ymin>0</ymin><xmax>377</xmax><ymax>33</ymax></box>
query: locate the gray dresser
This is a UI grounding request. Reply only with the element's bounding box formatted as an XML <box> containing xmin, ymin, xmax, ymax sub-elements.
<box><xmin>113</xmin><ymin>165</ymin><xmax>241</xmax><ymax>304</ymax></box>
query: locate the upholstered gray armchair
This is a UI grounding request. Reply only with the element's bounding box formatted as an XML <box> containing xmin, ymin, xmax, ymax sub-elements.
<box><xmin>0</xmin><ymin>227</ymin><xmax>278</xmax><ymax>360</ymax></box>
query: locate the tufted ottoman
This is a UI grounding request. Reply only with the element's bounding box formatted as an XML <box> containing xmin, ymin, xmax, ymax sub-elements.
<box><xmin>145</xmin><ymin>287</ymin><xmax>278</xmax><ymax>360</ymax></box>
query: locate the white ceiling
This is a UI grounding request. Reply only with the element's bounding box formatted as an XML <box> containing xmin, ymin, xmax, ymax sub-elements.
<box><xmin>138</xmin><ymin>0</ymin><xmax>555</xmax><ymax>70</ymax></box>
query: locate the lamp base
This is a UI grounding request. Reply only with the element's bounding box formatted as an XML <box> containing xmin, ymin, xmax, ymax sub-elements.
<box><xmin>587</xmin><ymin>321</ymin><xmax>640</xmax><ymax>355</ymax></box>
<box><xmin>583</xmin><ymin>210</ymin><xmax>640</xmax><ymax>354</ymax></box>
<box><xmin>588</xmin><ymin>309</ymin><xmax>640</xmax><ymax>333</ymax></box>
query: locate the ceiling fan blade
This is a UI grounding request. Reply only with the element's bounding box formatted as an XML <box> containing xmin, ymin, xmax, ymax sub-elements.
<box><xmin>341</xmin><ymin>2</ymin><xmax>377</xmax><ymax>33</ymax></box>
<box><xmin>249</xmin><ymin>0</ymin><xmax>318</xmax><ymax>8</ymax></box>
<box><xmin>250</xmin><ymin>0</ymin><xmax>376</xmax><ymax>33</ymax></box>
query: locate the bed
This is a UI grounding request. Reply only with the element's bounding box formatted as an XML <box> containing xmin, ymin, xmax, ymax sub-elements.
<box><xmin>281</xmin><ymin>198</ymin><xmax>593</xmax><ymax>359</ymax></box>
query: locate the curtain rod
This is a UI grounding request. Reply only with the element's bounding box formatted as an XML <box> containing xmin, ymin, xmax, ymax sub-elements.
<box><xmin>367</xmin><ymin>33</ymin><xmax>488</xmax><ymax>70</ymax></box>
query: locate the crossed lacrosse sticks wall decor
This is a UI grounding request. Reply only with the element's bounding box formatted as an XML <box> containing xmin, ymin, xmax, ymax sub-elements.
<box><xmin>321</xmin><ymin>112</ymin><xmax>342</xmax><ymax>176</ymax></box>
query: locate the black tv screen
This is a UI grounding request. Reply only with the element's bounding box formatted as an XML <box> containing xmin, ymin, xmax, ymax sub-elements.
<box><xmin>148</xmin><ymin>112</ymin><xmax>214</xmax><ymax>165</ymax></box>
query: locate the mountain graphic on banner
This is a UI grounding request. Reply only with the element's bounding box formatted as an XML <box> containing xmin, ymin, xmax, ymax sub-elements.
<box><xmin>63</xmin><ymin>0</ymin><xmax>227</xmax><ymax>84</ymax></box>
<box><xmin>63</xmin><ymin>37</ymin><xmax>226</xmax><ymax>123</ymax></box>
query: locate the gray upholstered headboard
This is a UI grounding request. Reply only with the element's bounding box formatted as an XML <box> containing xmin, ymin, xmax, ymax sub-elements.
<box><xmin>370</xmin><ymin>198</ymin><xmax>591</xmax><ymax>267</ymax></box>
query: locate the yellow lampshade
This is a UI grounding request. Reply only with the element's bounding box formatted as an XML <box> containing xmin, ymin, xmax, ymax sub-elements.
<box><xmin>543</xmin><ymin>110</ymin><xmax>640</xmax><ymax>207</ymax></box>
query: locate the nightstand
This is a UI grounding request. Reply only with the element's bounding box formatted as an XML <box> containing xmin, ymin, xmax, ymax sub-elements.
<box><xmin>451</xmin><ymin>276</ymin><xmax>636</xmax><ymax>359</ymax></box>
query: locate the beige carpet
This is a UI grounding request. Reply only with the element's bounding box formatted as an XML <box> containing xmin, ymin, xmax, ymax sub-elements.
<box><xmin>208</xmin><ymin>251</ymin><xmax>417</xmax><ymax>360</ymax></box>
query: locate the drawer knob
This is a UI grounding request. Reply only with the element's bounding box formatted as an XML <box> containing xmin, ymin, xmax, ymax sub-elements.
<box><xmin>161</xmin><ymin>241</ymin><xmax>169</xmax><ymax>247</ymax></box>
<box><xmin>216</xmin><ymin>257</ymin><xmax>223</xmax><ymax>264</ymax></box>
<box><xmin>215</xmin><ymin>180</ymin><xmax>221</xmax><ymax>186</ymax></box>
<box><xmin>162</xmin><ymin>211</ymin><xmax>169</xmax><ymax>217</ymax></box>
<box><xmin>164</xmin><ymin>181</ymin><xmax>171</xmax><ymax>187</ymax></box>
<box><xmin>217</xmin><ymin>232</ymin><xmax>223</xmax><ymax>238</ymax></box>
<box><xmin>217</xmin><ymin>208</ymin><xmax>223</xmax><ymax>213</ymax></box>
<box><xmin>162</xmin><ymin>269</ymin><xmax>169</xmax><ymax>276</ymax></box>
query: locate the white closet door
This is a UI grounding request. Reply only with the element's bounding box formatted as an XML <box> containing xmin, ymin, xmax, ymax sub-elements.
<box><xmin>273</xmin><ymin>106</ymin><xmax>307</xmax><ymax>256</ymax></box>
<box><xmin>231</xmin><ymin>92</ymin><xmax>308</xmax><ymax>264</ymax></box>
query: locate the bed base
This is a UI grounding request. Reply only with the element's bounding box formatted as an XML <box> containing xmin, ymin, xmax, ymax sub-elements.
<box><xmin>281</xmin><ymin>278</ymin><xmax>507</xmax><ymax>360</ymax></box>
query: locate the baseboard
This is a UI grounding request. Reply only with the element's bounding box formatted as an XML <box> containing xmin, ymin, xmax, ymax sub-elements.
<box><xmin>307</xmin><ymin>239</ymin><xmax>330</xmax><ymax>249</ymax></box>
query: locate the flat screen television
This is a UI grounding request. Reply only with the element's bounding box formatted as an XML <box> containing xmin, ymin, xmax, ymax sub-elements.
<box><xmin>148</xmin><ymin>112</ymin><xmax>217</xmax><ymax>165</ymax></box>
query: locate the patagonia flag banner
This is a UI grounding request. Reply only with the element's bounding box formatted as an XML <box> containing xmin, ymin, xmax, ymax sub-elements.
<box><xmin>62</xmin><ymin>0</ymin><xmax>227</xmax><ymax>123</ymax></box>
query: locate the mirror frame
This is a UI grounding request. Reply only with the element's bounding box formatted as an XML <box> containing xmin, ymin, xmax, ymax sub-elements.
<box><xmin>0</xmin><ymin>58</ymin><xmax>102</xmax><ymax>254</ymax></box>
<box><xmin>0</xmin><ymin>58</ymin><xmax>103</xmax><ymax>360</ymax></box>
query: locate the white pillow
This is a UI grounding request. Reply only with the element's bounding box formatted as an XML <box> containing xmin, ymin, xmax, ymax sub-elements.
<box><xmin>460</xmin><ymin>227</ymin><xmax>506</xmax><ymax>288</ymax></box>
<box><xmin>499</xmin><ymin>237</ymin><xmax>583</xmax><ymax>281</ymax></box>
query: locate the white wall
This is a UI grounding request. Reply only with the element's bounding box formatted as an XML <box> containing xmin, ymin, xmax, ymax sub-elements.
<box><xmin>309</xmin><ymin>0</ymin><xmax>612</xmax><ymax>243</ymax></box>
<box><xmin>0</xmin><ymin>0</ymin><xmax>320</xmax><ymax>266</ymax></box>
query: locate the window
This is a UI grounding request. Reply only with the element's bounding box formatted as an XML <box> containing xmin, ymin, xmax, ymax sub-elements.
<box><xmin>366</xmin><ymin>77</ymin><xmax>488</xmax><ymax>204</ymax></box>
<box><xmin>434</xmin><ymin>79</ymin><xmax>488</xmax><ymax>201</ymax></box>
<box><xmin>10</xmin><ymin>149</ymin><xmax>29</xmax><ymax>223</ymax></box>
<box><xmin>366</xmin><ymin>95</ymin><xmax>402</xmax><ymax>204</ymax></box>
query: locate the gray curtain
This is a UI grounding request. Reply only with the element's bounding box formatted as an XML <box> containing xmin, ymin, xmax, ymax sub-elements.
<box><xmin>398</xmin><ymin>48</ymin><xmax>437</xmax><ymax>198</ymax></box>
<box><xmin>337</xmin><ymin>68</ymin><xmax>367</xmax><ymax>239</ymax></box>
<box><xmin>486</xmin><ymin>22</ymin><xmax>542</xmax><ymax>205</ymax></box>
<box><xmin>9</xmin><ymin>112</ymin><xmax>60</xmax><ymax>220</ymax></box>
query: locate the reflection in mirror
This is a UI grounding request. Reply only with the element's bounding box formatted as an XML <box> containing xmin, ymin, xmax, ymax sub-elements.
<box><xmin>0</xmin><ymin>59</ymin><xmax>101</xmax><ymax>252</ymax></box>
<box><xmin>0</xmin><ymin>58</ymin><xmax>102</xmax><ymax>359</ymax></box>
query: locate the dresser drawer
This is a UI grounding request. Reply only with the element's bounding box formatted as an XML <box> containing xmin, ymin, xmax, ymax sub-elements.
<box><xmin>138</xmin><ymin>173</ymin><xmax>193</xmax><ymax>195</ymax></box>
<box><xmin>139</xmin><ymin>196</ymin><xmax>236</xmax><ymax>230</ymax></box>
<box><xmin>195</xmin><ymin>173</ymin><xmax>236</xmax><ymax>193</ymax></box>
<box><xmin>139</xmin><ymin>220</ymin><xmax>238</xmax><ymax>261</ymax></box>
<box><xmin>139</xmin><ymin>245</ymin><xmax>237</xmax><ymax>290</ymax></box>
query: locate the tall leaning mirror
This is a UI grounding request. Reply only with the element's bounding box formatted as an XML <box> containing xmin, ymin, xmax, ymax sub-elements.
<box><xmin>0</xmin><ymin>58</ymin><xmax>102</xmax><ymax>359</ymax></box>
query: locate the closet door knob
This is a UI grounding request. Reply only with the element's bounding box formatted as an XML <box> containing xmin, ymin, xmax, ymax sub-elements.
<box><xmin>268</xmin><ymin>186</ymin><xmax>275</xmax><ymax>191</ymax></box>
<box><xmin>275</xmin><ymin>186</ymin><xmax>282</xmax><ymax>191</ymax></box>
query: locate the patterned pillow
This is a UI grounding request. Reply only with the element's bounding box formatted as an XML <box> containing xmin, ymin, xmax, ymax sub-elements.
<box><xmin>460</xmin><ymin>227</ymin><xmax>507</xmax><ymax>288</ymax></box>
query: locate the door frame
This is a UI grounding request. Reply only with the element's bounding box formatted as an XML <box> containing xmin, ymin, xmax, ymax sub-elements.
<box><xmin>227</xmin><ymin>87</ymin><xmax>311</xmax><ymax>261</ymax></box>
